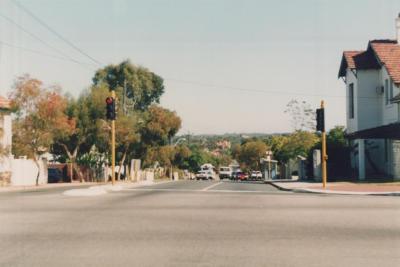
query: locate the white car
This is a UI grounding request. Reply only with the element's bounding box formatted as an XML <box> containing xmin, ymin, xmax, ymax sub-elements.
<box><xmin>250</xmin><ymin>171</ymin><xmax>262</xmax><ymax>180</ymax></box>
<box><xmin>219</xmin><ymin>166</ymin><xmax>232</xmax><ymax>180</ymax></box>
<box><xmin>196</xmin><ymin>170</ymin><xmax>215</xmax><ymax>180</ymax></box>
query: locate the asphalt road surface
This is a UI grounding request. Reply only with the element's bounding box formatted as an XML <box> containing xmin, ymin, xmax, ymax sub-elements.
<box><xmin>1</xmin><ymin>180</ymin><xmax>399</xmax><ymax>267</ymax></box>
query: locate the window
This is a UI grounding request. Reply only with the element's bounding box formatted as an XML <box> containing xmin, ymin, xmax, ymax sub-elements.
<box><xmin>349</xmin><ymin>83</ymin><xmax>354</xmax><ymax>119</ymax></box>
<box><xmin>385</xmin><ymin>79</ymin><xmax>390</xmax><ymax>105</ymax></box>
<box><xmin>390</xmin><ymin>79</ymin><xmax>394</xmax><ymax>101</ymax></box>
<box><xmin>384</xmin><ymin>139</ymin><xmax>389</xmax><ymax>163</ymax></box>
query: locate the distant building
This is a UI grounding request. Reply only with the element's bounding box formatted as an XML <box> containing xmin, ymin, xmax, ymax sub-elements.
<box><xmin>216</xmin><ymin>140</ymin><xmax>231</xmax><ymax>150</ymax></box>
<box><xmin>337</xmin><ymin>14</ymin><xmax>400</xmax><ymax>180</ymax></box>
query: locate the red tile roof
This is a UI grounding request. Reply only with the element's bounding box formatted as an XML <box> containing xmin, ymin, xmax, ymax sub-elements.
<box><xmin>0</xmin><ymin>96</ymin><xmax>11</xmax><ymax>110</ymax></box>
<box><xmin>370</xmin><ymin>40</ymin><xmax>400</xmax><ymax>85</ymax></box>
<box><xmin>343</xmin><ymin>51</ymin><xmax>364</xmax><ymax>69</ymax></box>
<box><xmin>339</xmin><ymin>40</ymin><xmax>400</xmax><ymax>86</ymax></box>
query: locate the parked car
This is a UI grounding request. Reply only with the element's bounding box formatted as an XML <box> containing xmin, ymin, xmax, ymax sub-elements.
<box><xmin>236</xmin><ymin>171</ymin><xmax>248</xmax><ymax>181</ymax></box>
<box><xmin>219</xmin><ymin>166</ymin><xmax>232</xmax><ymax>180</ymax></box>
<box><xmin>231</xmin><ymin>169</ymin><xmax>242</xmax><ymax>180</ymax></box>
<box><xmin>48</xmin><ymin>168</ymin><xmax>63</xmax><ymax>183</ymax></box>
<box><xmin>196</xmin><ymin>170</ymin><xmax>215</xmax><ymax>180</ymax></box>
<box><xmin>250</xmin><ymin>171</ymin><xmax>262</xmax><ymax>180</ymax></box>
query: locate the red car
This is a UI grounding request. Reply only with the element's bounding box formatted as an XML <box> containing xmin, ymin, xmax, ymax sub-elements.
<box><xmin>236</xmin><ymin>172</ymin><xmax>248</xmax><ymax>181</ymax></box>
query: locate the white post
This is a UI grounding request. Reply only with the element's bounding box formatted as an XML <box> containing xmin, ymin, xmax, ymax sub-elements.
<box><xmin>358</xmin><ymin>139</ymin><xmax>366</xmax><ymax>180</ymax></box>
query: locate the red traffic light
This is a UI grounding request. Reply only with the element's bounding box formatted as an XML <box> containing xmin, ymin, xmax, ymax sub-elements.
<box><xmin>105</xmin><ymin>97</ymin><xmax>114</xmax><ymax>104</ymax></box>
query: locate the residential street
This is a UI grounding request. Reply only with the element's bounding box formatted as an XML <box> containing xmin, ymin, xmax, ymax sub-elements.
<box><xmin>1</xmin><ymin>180</ymin><xmax>399</xmax><ymax>267</ymax></box>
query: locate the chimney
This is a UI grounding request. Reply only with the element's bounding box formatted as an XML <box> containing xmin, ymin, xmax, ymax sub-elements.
<box><xmin>396</xmin><ymin>13</ymin><xmax>400</xmax><ymax>43</ymax></box>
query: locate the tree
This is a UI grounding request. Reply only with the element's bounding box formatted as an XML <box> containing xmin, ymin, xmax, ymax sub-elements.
<box><xmin>10</xmin><ymin>75</ymin><xmax>74</xmax><ymax>185</ymax></box>
<box><xmin>325</xmin><ymin>126</ymin><xmax>351</xmax><ymax>179</ymax></box>
<box><xmin>173</xmin><ymin>145</ymin><xmax>192</xmax><ymax>170</ymax></box>
<box><xmin>231</xmin><ymin>143</ymin><xmax>241</xmax><ymax>160</ymax></box>
<box><xmin>143</xmin><ymin>145</ymin><xmax>175</xmax><ymax>169</ymax></box>
<box><xmin>268</xmin><ymin>131</ymin><xmax>318</xmax><ymax>164</ymax></box>
<box><xmin>284</xmin><ymin>99</ymin><xmax>316</xmax><ymax>131</ymax></box>
<box><xmin>238</xmin><ymin>140</ymin><xmax>268</xmax><ymax>171</ymax></box>
<box><xmin>115</xmin><ymin>114</ymin><xmax>139</xmax><ymax>180</ymax></box>
<box><xmin>92</xmin><ymin>60</ymin><xmax>164</xmax><ymax>111</ymax></box>
<box><xmin>52</xmin><ymin>85</ymin><xmax>110</xmax><ymax>182</ymax></box>
<box><xmin>140</xmin><ymin>105</ymin><xmax>182</xmax><ymax>147</ymax></box>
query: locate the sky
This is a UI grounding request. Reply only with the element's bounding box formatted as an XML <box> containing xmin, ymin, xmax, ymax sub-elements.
<box><xmin>0</xmin><ymin>0</ymin><xmax>400</xmax><ymax>134</ymax></box>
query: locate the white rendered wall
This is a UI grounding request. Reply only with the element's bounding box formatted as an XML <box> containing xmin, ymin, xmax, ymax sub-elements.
<box><xmin>381</xmin><ymin>68</ymin><xmax>399</xmax><ymax>124</ymax></box>
<box><xmin>345</xmin><ymin>69</ymin><xmax>358</xmax><ymax>133</ymax></box>
<box><xmin>356</xmin><ymin>70</ymin><xmax>381</xmax><ymax>130</ymax></box>
<box><xmin>11</xmin><ymin>158</ymin><xmax>48</xmax><ymax>186</ymax></box>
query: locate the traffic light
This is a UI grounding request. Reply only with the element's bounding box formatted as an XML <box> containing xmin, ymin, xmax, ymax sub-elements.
<box><xmin>316</xmin><ymin>108</ymin><xmax>325</xmax><ymax>132</ymax></box>
<box><xmin>106</xmin><ymin>97</ymin><xmax>116</xmax><ymax>120</ymax></box>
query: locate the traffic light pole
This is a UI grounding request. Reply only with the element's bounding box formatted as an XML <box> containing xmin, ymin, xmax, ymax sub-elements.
<box><xmin>111</xmin><ymin>90</ymin><xmax>116</xmax><ymax>186</ymax></box>
<box><xmin>321</xmin><ymin>100</ymin><xmax>327</xmax><ymax>189</ymax></box>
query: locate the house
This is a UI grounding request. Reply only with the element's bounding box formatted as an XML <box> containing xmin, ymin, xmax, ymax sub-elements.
<box><xmin>0</xmin><ymin>96</ymin><xmax>12</xmax><ymax>185</ymax></box>
<box><xmin>0</xmin><ymin>95</ymin><xmax>48</xmax><ymax>186</ymax></box>
<box><xmin>338</xmin><ymin>14</ymin><xmax>400</xmax><ymax>180</ymax></box>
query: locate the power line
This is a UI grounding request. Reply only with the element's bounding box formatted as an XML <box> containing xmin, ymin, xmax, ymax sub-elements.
<box><xmin>0</xmin><ymin>12</ymin><xmax>94</xmax><ymax>69</ymax></box>
<box><xmin>165</xmin><ymin>77</ymin><xmax>385</xmax><ymax>100</ymax></box>
<box><xmin>0</xmin><ymin>40</ymin><xmax>95</xmax><ymax>68</ymax></box>
<box><xmin>12</xmin><ymin>0</ymin><xmax>103</xmax><ymax>66</ymax></box>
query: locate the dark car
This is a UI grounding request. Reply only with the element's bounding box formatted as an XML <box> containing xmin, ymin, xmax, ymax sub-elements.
<box><xmin>48</xmin><ymin>168</ymin><xmax>63</xmax><ymax>183</ymax></box>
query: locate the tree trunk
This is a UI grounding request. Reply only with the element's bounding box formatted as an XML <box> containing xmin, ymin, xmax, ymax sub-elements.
<box><xmin>117</xmin><ymin>148</ymin><xmax>128</xmax><ymax>181</ymax></box>
<box><xmin>69</xmin><ymin>162</ymin><xmax>74</xmax><ymax>183</ymax></box>
<box><xmin>125</xmin><ymin>162</ymin><xmax>130</xmax><ymax>181</ymax></box>
<box><xmin>60</xmin><ymin>144</ymin><xmax>82</xmax><ymax>183</ymax></box>
<box><xmin>34</xmin><ymin>157</ymin><xmax>41</xmax><ymax>186</ymax></box>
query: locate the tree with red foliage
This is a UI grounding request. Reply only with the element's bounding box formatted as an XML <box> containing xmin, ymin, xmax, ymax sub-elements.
<box><xmin>9</xmin><ymin>75</ymin><xmax>75</xmax><ymax>185</ymax></box>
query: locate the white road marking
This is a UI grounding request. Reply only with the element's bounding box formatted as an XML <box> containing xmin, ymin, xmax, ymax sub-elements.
<box><xmin>124</xmin><ymin>188</ymin><xmax>288</xmax><ymax>194</ymax></box>
<box><xmin>201</xmin><ymin>182</ymin><xmax>223</xmax><ymax>191</ymax></box>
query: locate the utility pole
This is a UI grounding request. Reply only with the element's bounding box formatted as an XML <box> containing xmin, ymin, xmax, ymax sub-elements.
<box><xmin>122</xmin><ymin>79</ymin><xmax>127</xmax><ymax>115</ymax></box>
<box><xmin>317</xmin><ymin>100</ymin><xmax>327</xmax><ymax>188</ymax></box>
<box><xmin>106</xmin><ymin>92</ymin><xmax>116</xmax><ymax>185</ymax></box>
<box><xmin>111</xmin><ymin>90</ymin><xmax>116</xmax><ymax>185</ymax></box>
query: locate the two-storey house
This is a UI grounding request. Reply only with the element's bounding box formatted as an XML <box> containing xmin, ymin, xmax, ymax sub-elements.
<box><xmin>338</xmin><ymin>15</ymin><xmax>400</xmax><ymax>181</ymax></box>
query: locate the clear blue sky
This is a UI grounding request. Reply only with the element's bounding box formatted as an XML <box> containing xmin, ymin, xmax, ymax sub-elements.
<box><xmin>1</xmin><ymin>0</ymin><xmax>399</xmax><ymax>134</ymax></box>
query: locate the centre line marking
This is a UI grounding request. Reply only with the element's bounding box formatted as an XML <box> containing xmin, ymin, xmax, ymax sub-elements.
<box><xmin>201</xmin><ymin>182</ymin><xmax>223</xmax><ymax>191</ymax></box>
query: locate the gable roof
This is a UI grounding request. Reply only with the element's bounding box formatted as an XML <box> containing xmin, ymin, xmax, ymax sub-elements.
<box><xmin>338</xmin><ymin>39</ymin><xmax>400</xmax><ymax>86</ymax></box>
<box><xmin>370</xmin><ymin>40</ymin><xmax>400</xmax><ymax>85</ymax></box>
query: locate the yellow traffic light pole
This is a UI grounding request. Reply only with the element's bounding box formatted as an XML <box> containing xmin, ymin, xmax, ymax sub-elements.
<box><xmin>321</xmin><ymin>100</ymin><xmax>327</xmax><ymax>189</ymax></box>
<box><xmin>111</xmin><ymin>90</ymin><xmax>116</xmax><ymax>186</ymax></box>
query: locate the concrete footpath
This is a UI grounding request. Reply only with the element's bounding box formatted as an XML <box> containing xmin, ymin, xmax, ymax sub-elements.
<box><xmin>267</xmin><ymin>180</ymin><xmax>400</xmax><ymax>196</ymax></box>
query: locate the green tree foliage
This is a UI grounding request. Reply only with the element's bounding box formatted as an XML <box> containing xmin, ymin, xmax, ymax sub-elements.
<box><xmin>115</xmin><ymin>114</ymin><xmax>139</xmax><ymax>180</ymax></box>
<box><xmin>52</xmin><ymin>85</ymin><xmax>110</xmax><ymax>181</ymax></box>
<box><xmin>140</xmin><ymin>105</ymin><xmax>182</xmax><ymax>147</ymax></box>
<box><xmin>326</xmin><ymin>126</ymin><xmax>351</xmax><ymax>179</ymax></box>
<box><xmin>143</xmin><ymin>145</ymin><xmax>175</xmax><ymax>168</ymax></box>
<box><xmin>238</xmin><ymin>140</ymin><xmax>268</xmax><ymax>171</ymax></box>
<box><xmin>231</xmin><ymin>143</ymin><xmax>241</xmax><ymax>160</ymax></box>
<box><xmin>268</xmin><ymin>131</ymin><xmax>318</xmax><ymax>164</ymax></box>
<box><xmin>327</xmin><ymin>125</ymin><xmax>347</xmax><ymax>147</ymax></box>
<box><xmin>92</xmin><ymin>60</ymin><xmax>164</xmax><ymax>111</ymax></box>
<box><xmin>173</xmin><ymin>145</ymin><xmax>192</xmax><ymax>170</ymax></box>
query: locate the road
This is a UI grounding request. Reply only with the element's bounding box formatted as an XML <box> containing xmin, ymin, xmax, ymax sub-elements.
<box><xmin>1</xmin><ymin>180</ymin><xmax>399</xmax><ymax>267</ymax></box>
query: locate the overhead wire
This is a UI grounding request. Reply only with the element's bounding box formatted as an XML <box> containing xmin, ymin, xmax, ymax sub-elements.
<box><xmin>164</xmin><ymin>78</ymin><xmax>385</xmax><ymax>100</ymax></box>
<box><xmin>1</xmin><ymin>2</ymin><xmax>388</xmax><ymax>101</ymax></box>
<box><xmin>0</xmin><ymin>40</ymin><xmax>96</xmax><ymax>67</ymax></box>
<box><xmin>11</xmin><ymin>0</ymin><xmax>103</xmax><ymax>66</ymax></box>
<box><xmin>0</xmin><ymin>12</ymin><xmax>95</xmax><ymax>70</ymax></box>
